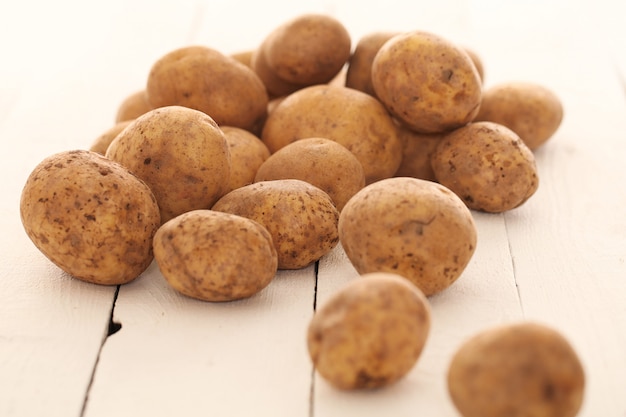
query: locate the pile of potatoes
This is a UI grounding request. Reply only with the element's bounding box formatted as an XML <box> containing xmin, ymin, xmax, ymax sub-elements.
<box><xmin>19</xmin><ymin>12</ymin><xmax>582</xmax><ymax>417</ymax></box>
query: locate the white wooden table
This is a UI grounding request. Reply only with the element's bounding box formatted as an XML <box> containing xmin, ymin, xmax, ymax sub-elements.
<box><xmin>1</xmin><ymin>1</ymin><xmax>625</xmax><ymax>416</ymax></box>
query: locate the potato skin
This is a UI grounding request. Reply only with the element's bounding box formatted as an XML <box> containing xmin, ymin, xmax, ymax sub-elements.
<box><xmin>339</xmin><ymin>177</ymin><xmax>477</xmax><ymax>296</ymax></box>
<box><xmin>20</xmin><ymin>150</ymin><xmax>161</xmax><ymax>285</ymax></box>
<box><xmin>371</xmin><ymin>31</ymin><xmax>482</xmax><ymax>134</ymax></box>
<box><xmin>447</xmin><ymin>322</ymin><xmax>585</xmax><ymax>417</ymax></box>
<box><xmin>89</xmin><ymin>120</ymin><xmax>132</xmax><ymax>155</ymax></box>
<box><xmin>106</xmin><ymin>106</ymin><xmax>231</xmax><ymax>223</ymax></box>
<box><xmin>345</xmin><ymin>31</ymin><xmax>398</xmax><ymax>97</ymax></box>
<box><xmin>261</xmin><ymin>85</ymin><xmax>402</xmax><ymax>184</ymax></box>
<box><xmin>263</xmin><ymin>14</ymin><xmax>351</xmax><ymax>86</ymax></box>
<box><xmin>431</xmin><ymin>121</ymin><xmax>539</xmax><ymax>213</ymax></box>
<box><xmin>153</xmin><ymin>210</ymin><xmax>277</xmax><ymax>302</ymax></box>
<box><xmin>221</xmin><ymin>126</ymin><xmax>270</xmax><ymax>192</ymax></box>
<box><xmin>254</xmin><ymin>137</ymin><xmax>365</xmax><ymax>211</ymax></box>
<box><xmin>212</xmin><ymin>179</ymin><xmax>339</xmax><ymax>270</ymax></box>
<box><xmin>474</xmin><ymin>81</ymin><xmax>563</xmax><ymax>150</ymax></box>
<box><xmin>307</xmin><ymin>272</ymin><xmax>431</xmax><ymax>390</ymax></box>
<box><xmin>394</xmin><ymin>124</ymin><xmax>442</xmax><ymax>181</ymax></box>
<box><xmin>115</xmin><ymin>89</ymin><xmax>152</xmax><ymax>123</ymax></box>
<box><xmin>146</xmin><ymin>45</ymin><xmax>268</xmax><ymax>131</ymax></box>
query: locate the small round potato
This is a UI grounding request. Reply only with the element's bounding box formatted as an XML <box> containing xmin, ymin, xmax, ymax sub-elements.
<box><xmin>115</xmin><ymin>89</ymin><xmax>152</xmax><ymax>123</ymax></box>
<box><xmin>307</xmin><ymin>272</ymin><xmax>431</xmax><ymax>390</ymax></box>
<box><xmin>371</xmin><ymin>31</ymin><xmax>482</xmax><ymax>134</ymax></box>
<box><xmin>20</xmin><ymin>150</ymin><xmax>161</xmax><ymax>285</ymax></box>
<box><xmin>153</xmin><ymin>210</ymin><xmax>277</xmax><ymax>302</ymax></box>
<box><xmin>474</xmin><ymin>81</ymin><xmax>564</xmax><ymax>150</ymax></box>
<box><xmin>89</xmin><ymin>120</ymin><xmax>133</xmax><ymax>155</ymax></box>
<box><xmin>146</xmin><ymin>45</ymin><xmax>268</xmax><ymax>131</ymax></box>
<box><xmin>254</xmin><ymin>138</ymin><xmax>366</xmax><ymax>211</ymax></box>
<box><xmin>212</xmin><ymin>179</ymin><xmax>339</xmax><ymax>270</ymax></box>
<box><xmin>221</xmin><ymin>126</ymin><xmax>271</xmax><ymax>192</ymax></box>
<box><xmin>262</xmin><ymin>13</ymin><xmax>351</xmax><ymax>86</ymax></box>
<box><xmin>394</xmin><ymin>124</ymin><xmax>443</xmax><ymax>181</ymax></box>
<box><xmin>345</xmin><ymin>31</ymin><xmax>399</xmax><ymax>97</ymax></box>
<box><xmin>339</xmin><ymin>177</ymin><xmax>477</xmax><ymax>296</ymax></box>
<box><xmin>431</xmin><ymin>121</ymin><xmax>539</xmax><ymax>213</ymax></box>
<box><xmin>447</xmin><ymin>322</ymin><xmax>585</xmax><ymax>417</ymax></box>
<box><xmin>261</xmin><ymin>84</ymin><xmax>402</xmax><ymax>184</ymax></box>
<box><xmin>106</xmin><ymin>106</ymin><xmax>231</xmax><ymax>223</ymax></box>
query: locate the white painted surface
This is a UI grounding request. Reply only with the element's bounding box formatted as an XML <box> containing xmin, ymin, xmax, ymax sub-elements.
<box><xmin>1</xmin><ymin>1</ymin><xmax>625</xmax><ymax>416</ymax></box>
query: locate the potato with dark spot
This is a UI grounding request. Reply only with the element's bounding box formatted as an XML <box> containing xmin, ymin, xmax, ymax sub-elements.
<box><xmin>212</xmin><ymin>179</ymin><xmax>339</xmax><ymax>270</ymax></box>
<box><xmin>20</xmin><ymin>150</ymin><xmax>161</xmax><ymax>285</ymax></box>
<box><xmin>261</xmin><ymin>84</ymin><xmax>402</xmax><ymax>184</ymax></box>
<box><xmin>339</xmin><ymin>177</ymin><xmax>477</xmax><ymax>296</ymax></box>
<box><xmin>254</xmin><ymin>137</ymin><xmax>365</xmax><ymax>211</ymax></box>
<box><xmin>89</xmin><ymin>120</ymin><xmax>132</xmax><ymax>155</ymax></box>
<box><xmin>153</xmin><ymin>210</ymin><xmax>277</xmax><ymax>302</ymax></box>
<box><xmin>106</xmin><ymin>106</ymin><xmax>231</xmax><ymax>223</ymax></box>
<box><xmin>307</xmin><ymin>272</ymin><xmax>431</xmax><ymax>390</ymax></box>
<box><xmin>474</xmin><ymin>81</ymin><xmax>563</xmax><ymax>150</ymax></box>
<box><xmin>221</xmin><ymin>126</ymin><xmax>270</xmax><ymax>192</ymax></box>
<box><xmin>371</xmin><ymin>31</ymin><xmax>482</xmax><ymax>134</ymax></box>
<box><xmin>448</xmin><ymin>322</ymin><xmax>585</xmax><ymax>417</ymax></box>
<box><xmin>115</xmin><ymin>89</ymin><xmax>152</xmax><ymax>123</ymax></box>
<box><xmin>146</xmin><ymin>45</ymin><xmax>268</xmax><ymax>131</ymax></box>
<box><xmin>431</xmin><ymin>121</ymin><xmax>539</xmax><ymax>213</ymax></box>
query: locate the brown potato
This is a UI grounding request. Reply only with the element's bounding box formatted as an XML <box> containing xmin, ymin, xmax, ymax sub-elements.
<box><xmin>254</xmin><ymin>137</ymin><xmax>365</xmax><ymax>211</ymax></box>
<box><xmin>345</xmin><ymin>31</ymin><xmax>399</xmax><ymax>97</ymax></box>
<box><xmin>261</xmin><ymin>84</ymin><xmax>402</xmax><ymax>184</ymax></box>
<box><xmin>250</xmin><ymin>45</ymin><xmax>303</xmax><ymax>98</ymax></box>
<box><xmin>394</xmin><ymin>123</ymin><xmax>442</xmax><ymax>181</ymax></box>
<box><xmin>115</xmin><ymin>89</ymin><xmax>152</xmax><ymax>123</ymax></box>
<box><xmin>371</xmin><ymin>31</ymin><xmax>482</xmax><ymax>133</ymax></box>
<box><xmin>221</xmin><ymin>126</ymin><xmax>270</xmax><ymax>192</ymax></box>
<box><xmin>146</xmin><ymin>45</ymin><xmax>268</xmax><ymax>131</ymax></box>
<box><xmin>106</xmin><ymin>106</ymin><xmax>231</xmax><ymax>223</ymax></box>
<box><xmin>474</xmin><ymin>81</ymin><xmax>563</xmax><ymax>150</ymax></box>
<box><xmin>263</xmin><ymin>13</ymin><xmax>351</xmax><ymax>86</ymax></box>
<box><xmin>212</xmin><ymin>179</ymin><xmax>339</xmax><ymax>270</ymax></box>
<box><xmin>153</xmin><ymin>210</ymin><xmax>277</xmax><ymax>302</ymax></box>
<box><xmin>307</xmin><ymin>272</ymin><xmax>431</xmax><ymax>390</ymax></box>
<box><xmin>20</xmin><ymin>150</ymin><xmax>161</xmax><ymax>285</ymax></box>
<box><xmin>230</xmin><ymin>49</ymin><xmax>254</xmax><ymax>68</ymax></box>
<box><xmin>338</xmin><ymin>177</ymin><xmax>477</xmax><ymax>296</ymax></box>
<box><xmin>89</xmin><ymin>120</ymin><xmax>132</xmax><ymax>155</ymax></box>
<box><xmin>463</xmin><ymin>46</ymin><xmax>485</xmax><ymax>82</ymax></box>
<box><xmin>448</xmin><ymin>322</ymin><xmax>585</xmax><ymax>417</ymax></box>
<box><xmin>431</xmin><ymin>121</ymin><xmax>539</xmax><ymax>213</ymax></box>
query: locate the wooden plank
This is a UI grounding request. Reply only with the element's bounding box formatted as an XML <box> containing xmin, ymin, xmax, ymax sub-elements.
<box><xmin>83</xmin><ymin>262</ymin><xmax>316</xmax><ymax>417</ymax></box>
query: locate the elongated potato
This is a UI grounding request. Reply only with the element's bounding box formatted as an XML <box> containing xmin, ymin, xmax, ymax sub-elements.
<box><xmin>153</xmin><ymin>210</ymin><xmax>277</xmax><ymax>302</ymax></box>
<box><xmin>20</xmin><ymin>150</ymin><xmax>161</xmax><ymax>285</ymax></box>
<box><xmin>448</xmin><ymin>322</ymin><xmax>585</xmax><ymax>417</ymax></box>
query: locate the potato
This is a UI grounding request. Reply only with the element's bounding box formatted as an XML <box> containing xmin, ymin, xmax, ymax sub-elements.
<box><xmin>254</xmin><ymin>138</ymin><xmax>365</xmax><ymax>211</ymax></box>
<box><xmin>345</xmin><ymin>31</ymin><xmax>399</xmax><ymax>97</ymax></box>
<box><xmin>430</xmin><ymin>121</ymin><xmax>539</xmax><ymax>213</ymax></box>
<box><xmin>20</xmin><ymin>150</ymin><xmax>161</xmax><ymax>285</ymax></box>
<box><xmin>212</xmin><ymin>179</ymin><xmax>339</xmax><ymax>270</ymax></box>
<box><xmin>371</xmin><ymin>31</ymin><xmax>482</xmax><ymax>134</ymax></box>
<box><xmin>307</xmin><ymin>272</ymin><xmax>431</xmax><ymax>390</ymax></box>
<box><xmin>339</xmin><ymin>177</ymin><xmax>477</xmax><ymax>296</ymax></box>
<box><xmin>261</xmin><ymin>84</ymin><xmax>402</xmax><ymax>184</ymax></box>
<box><xmin>89</xmin><ymin>120</ymin><xmax>132</xmax><ymax>155</ymax></box>
<box><xmin>250</xmin><ymin>45</ymin><xmax>303</xmax><ymax>98</ymax></box>
<box><xmin>447</xmin><ymin>322</ymin><xmax>585</xmax><ymax>417</ymax></box>
<box><xmin>394</xmin><ymin>123</ymin><xmax>442</xmax><ymax>181</ymax></box>
<box><xmin>153</xmin><ymin>210</ymin><xmax>277</xmax><ymax>302</ymax></box>
<box><xmin>106</xmin><ymin>106</ymin><xmax>231</xmax><ymax>223</ymax></box>
<box><xmin>463</xmin><ymin>46</ymin><xmax>485</xmax><ymax>82</ymax></box>
<box><xmin>259</xmin><ymin>14</ymin><xmax>351</xmax><ymax>86</ymax></box>
<box><xmin>146</xmin><ymin>45</ymin><xmax>268</xmax><ymax>131</ymax></box>
<box><xmin>474</xmin><ymin>81</ymin><xmax>563</xmax><ymax>150</ymax></box>
<box><xmin>230</xmin><ymin>49</ymin><xmax>254</xmax><ymax>68</ymax></box>
<box><xmin>221</xmin><ymin>126</ymin><xmax>270</xmax><ymax>192</ymax></box>
<box><xmin>115</xmin><ymin>89</ymin><xmax>152</xmax><ymax>123</ymax></box>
